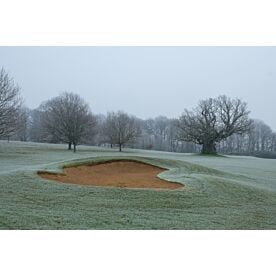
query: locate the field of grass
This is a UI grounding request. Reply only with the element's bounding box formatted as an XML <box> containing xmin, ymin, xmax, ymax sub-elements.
<box><xmin>0</xmin><ymin>140</ymin><xmax>275</xmax><ymax>229</ymax></box>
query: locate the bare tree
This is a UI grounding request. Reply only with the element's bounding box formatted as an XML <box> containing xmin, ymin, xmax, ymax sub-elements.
<box><xmin>0</xmin><ymin>68</ymin><xmax>22</xmax><ymax>139</ymax></box>
<box><xmin>41</xmin><ymin>92</ymin><xmax>96</xmax><ymax>152</ymax></box>
<box><xmin>13</xmin><ymin>106</ymin><xmax>30</xmax><ymax>141</ymax></box>
<box><xmin>29</xmin><ymin>108</ymin><xmax>51</xmax><ymax>142</ymax></box>
<box><xmin>247</xmin><ymin>119</ymin><xmax>274</xmax><ymax>153</ymax></box>
<box><xmin>103</xmin><ymin>111</ymin><xmax>140</xmax><ymax>151</ymax></box>
<box><xmin>177</xmin><ymin>95</ymin><xmax>252</xmax><ymax>154</ymax></box>
<box><xmin>271</xmin><ymin>132</ymin><xmax>276</xmax><ymax>152</ymax></box>
<box><xmin>154</xmin><ymin>116</ymin><xmax>169</xmax><ymax>140</ymax></box>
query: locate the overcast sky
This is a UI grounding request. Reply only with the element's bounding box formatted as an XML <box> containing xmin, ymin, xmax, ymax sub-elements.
<box><xmin>0</xmin><ymin>46</ymin><xmax>275</xmax><ymax>130</ymax></box>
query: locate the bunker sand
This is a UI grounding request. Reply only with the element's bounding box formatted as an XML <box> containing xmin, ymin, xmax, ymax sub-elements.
<box><xmin>38</xmin><ymin>160</ymin><xmax>183</xmax><ymax>190</ymax></box>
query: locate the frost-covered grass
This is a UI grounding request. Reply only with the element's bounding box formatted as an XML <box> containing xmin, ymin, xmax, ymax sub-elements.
<box><xmin>0</xmin><ymin>140</ymin><xmax>275</xmax><ymax>229</ymax></box>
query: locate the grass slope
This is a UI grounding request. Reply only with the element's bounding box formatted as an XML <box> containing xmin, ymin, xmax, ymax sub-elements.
<box><xmin>0</xmin><ymin>141</ymin><xmax>275</xmax><ymax>229</ymax></box>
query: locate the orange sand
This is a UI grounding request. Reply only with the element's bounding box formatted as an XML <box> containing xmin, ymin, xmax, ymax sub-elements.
<box><xmin>38</xmin><ymin>160</ymin><xmax>183</xmax><ymax>190</ymax></box>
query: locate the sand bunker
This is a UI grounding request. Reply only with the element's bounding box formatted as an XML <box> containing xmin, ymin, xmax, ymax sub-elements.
<box><xmin>38</xmin><ymin>160</ymin><xmax>183</xmax><ymax>190</ymax></box>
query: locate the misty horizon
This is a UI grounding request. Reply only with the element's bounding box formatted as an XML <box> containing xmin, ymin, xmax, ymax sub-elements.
<box><xmin>0</xmin><ymin>46</ymin><xmax>275</xmax><ymax>130</ymax></box>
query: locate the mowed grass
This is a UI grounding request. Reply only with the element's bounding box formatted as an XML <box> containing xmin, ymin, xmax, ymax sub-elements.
<box><xmin>0</xmin><ymin>141</ymin><xmax>276</xmax><ymax>229</ymax></box>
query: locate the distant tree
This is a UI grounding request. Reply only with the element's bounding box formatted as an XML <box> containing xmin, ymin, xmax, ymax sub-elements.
<box><xmin>28</xmin><ymin>108</ymin><xmax>51</xmax><ymax>142</ymax></box>
<box><xmin>41</xmin><ymin>92</ymin><xmax>96</xmax><ymax>152</ymax></box>
<box><xmin>86</xmin><ymin>114</ymin><xmax>106</xmax><ymax>146</ymax></box>
<box><xmin>258</xmin><ymin>121</ymin><xmax>273</xmax><ymax>151</ymax></box>
<box><xmin>177</xmin><ymin>95</ymin><xmax>252</xmax><ymax>154</ymax></box>
<box><xmin>103</xmin><ymin>111</ymin><xmax>140</xmax><ymax>151</ymax></box>
<box><xmin>14</xmin><ymin>106</ymin><xmax>30</xmax><ymax>141</ymax></box>
<box><xmin>154</xmin><ymin>116</ymin><xmax>169</xmax><ymax>140</ymax></box>
<box><xmin>271</xmin><ymin>132</ymin><xmax>276</xmax><ymax>152</ymax></box>
<box><xmin>166</xmin><ymin>118</ymin><xmax>180</xmax><ymax>152</ymax></box>
<box><xmin>247</xmin><ymin>119</ymin><xmax>274</xmax><ymax>153</ymax></box>
<box><xmin>0</xmin><ymin>68</ymin><xmax>22</xmax><ymax>139</ymax></box>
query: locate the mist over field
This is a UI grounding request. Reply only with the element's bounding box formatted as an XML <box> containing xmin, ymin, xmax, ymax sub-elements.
<box><xmin>0</xmin><ymin>46</ymin><xmax>276</xmax><ymax>230</ymax></box>
<box><xmin>1</xmin><ymin>0</ymin><xmax>276</xmax><ymax>274</ymax></box>
<box><xmin>0</xmin><ymin>46</ymin><xmax>275</xmax><ymax>130</ymax></box>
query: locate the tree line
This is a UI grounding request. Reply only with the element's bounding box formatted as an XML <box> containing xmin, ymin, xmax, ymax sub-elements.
<box><xmin>1</xmin><ymin>67</ymin><xmax>276</xmax><ymax>156</ymax></box>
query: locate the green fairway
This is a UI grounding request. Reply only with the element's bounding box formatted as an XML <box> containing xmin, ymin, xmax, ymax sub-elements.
<box><xmin>0</xmin><ymin>141</ymin><xmax>275</xmax><ymax>229</ymax></box>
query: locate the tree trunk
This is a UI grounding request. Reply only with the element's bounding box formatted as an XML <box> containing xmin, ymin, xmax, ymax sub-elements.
<box><xmin>201</xmin><ymin>141</ymin><xmax>217</xmax><ymax>154</ymax></box>
<box><xmin>119</xmin><ymin>143</ymin><xmax>122</xmax><ymax>152</ymax></box>
<box><xmin>73</xmin><ymin>143</ymin><xmax>76</xmax><ymax>152</ymax></box>
<box><xmin>68</xmin><ymin>142</ymin><xmax>72</xmax><ymax>150</ymax></box>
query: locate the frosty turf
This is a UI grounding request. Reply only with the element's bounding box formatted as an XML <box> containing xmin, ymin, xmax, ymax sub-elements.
<box><xmin>0</xmin><ymin>141</ymin><xmax>275</xmax><ymax>229</ymax></box>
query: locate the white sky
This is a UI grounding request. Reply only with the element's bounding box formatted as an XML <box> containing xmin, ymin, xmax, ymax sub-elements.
<box><xmin>0</xmin><ymin>46</ymin><xmax>275</xmax><ymax>130</ymax></box>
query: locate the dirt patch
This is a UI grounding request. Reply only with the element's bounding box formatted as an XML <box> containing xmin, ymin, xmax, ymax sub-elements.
<box><xmin>38</xmin><ymin>160</ymin><xmax>183</xmax><ymax>190</ymax></box>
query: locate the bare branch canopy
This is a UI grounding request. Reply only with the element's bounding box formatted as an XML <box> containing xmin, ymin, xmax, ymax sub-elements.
<box><xmin>40</xmin><ymin>92</ymin><xmax>96</xmax><ymax>152</ymax></box>
<box><xmin>0</xmin><ymin>68</ymin><xmax>22</xmax><ymax>138</ymax></box>
<box><xmin>103</xmin><ymin>111</ymin><xmax>141</xmax><ymax>151</ymax></box>
<box><xmin>177</xmin><ymin>95</ymin><xmax>252</xmax><ymax>154</ymax></box>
